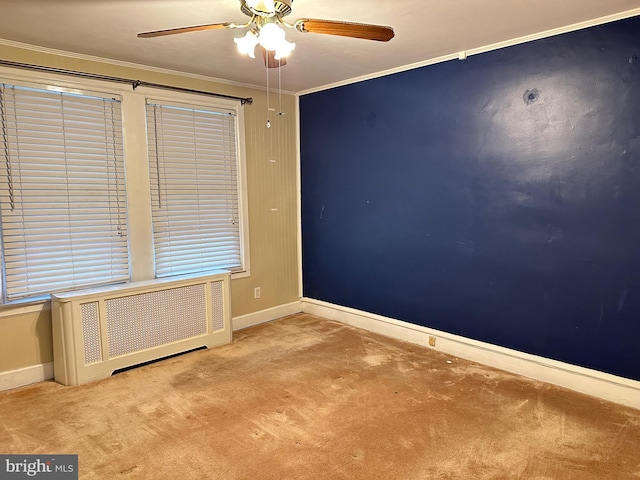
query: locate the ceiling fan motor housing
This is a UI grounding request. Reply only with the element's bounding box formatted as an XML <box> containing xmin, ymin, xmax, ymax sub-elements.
<box><xmin>240</xmin><ymin>0</ymin><xmax>293</xmax><ymax>18</ymax></box>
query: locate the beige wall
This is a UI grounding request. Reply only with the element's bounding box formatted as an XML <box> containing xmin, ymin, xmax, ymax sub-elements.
<box><xmin>0</xmin><ymin>45</ymin><xmax>299</xmax><ymax>373</ymax></box>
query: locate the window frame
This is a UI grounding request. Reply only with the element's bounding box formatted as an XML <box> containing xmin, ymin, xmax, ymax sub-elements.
<box><xmin>0</xmin><ymin>81</ymin><xmax>130</xmax><ymax>302</ymax></box>
<box><xmin>144</xmin><ymin>94</ymin><xmax>250</xmax><ymax>279</ymax></box>
<box><xmin>0</xmin><ymin>66</ymin><xmax>250</xmax><ymax>306</ymax></box>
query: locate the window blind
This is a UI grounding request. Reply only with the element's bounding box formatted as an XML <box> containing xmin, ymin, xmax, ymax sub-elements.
<box><xmin>0</xmin><ymin>84</ymin><xmax>129</xmax><ymax>302</ymax></box>
<box><xmin>146</xmin><ymin>101</ymin><xmax>242</xmax><ymax>277</ymax></box>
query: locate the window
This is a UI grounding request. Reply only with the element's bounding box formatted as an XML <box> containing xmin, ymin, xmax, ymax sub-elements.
<box><xmin>146</xmin><ymin>100</ymin><xmax>243</xmax><ymax>277</ymax></box>
<box><xmin>0</xmin><ymin>83</ymin><xmax>128</xmax><ymax>303</ymax></box>
<box><xmin>0</xmin><ymin>70</ymin><xmax>249</xmax><ymax>305</ymax></box>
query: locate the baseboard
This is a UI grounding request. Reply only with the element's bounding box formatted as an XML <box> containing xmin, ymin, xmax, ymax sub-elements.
<box><xmin>0</xmin><ymin>362</ymin><xmax>54</xmax><ymax>392</ymax></box>
<box><xmin>7</xmin><ymin>300</ymin><xmax>636</xmax><ymax>408</ymax></box>
<box><xmin>302</xmin><ymin>298</ymin><xmax>640</xmax><ymax>410</ymax></box>
<box><xmin>232</xmin><ymin>301</ymin><xmax>302</xmax><ymax>331</ymax></box>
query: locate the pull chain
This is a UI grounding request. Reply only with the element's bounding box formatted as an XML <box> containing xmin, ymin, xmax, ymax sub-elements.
<box><xmin>277</xmin><ymin>58</ymin><xmax>284</xmax><ymax>117</ymax></box>
<box><xmin>265</xmin><ymin>56</ymin><xmax>271</xmax><ymax>129</ymax></box>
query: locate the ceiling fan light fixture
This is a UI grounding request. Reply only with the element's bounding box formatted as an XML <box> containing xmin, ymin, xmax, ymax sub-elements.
<box><xmin>234</xmin><ymin>30</ymin><xmax>260</xmax><ymax>58</ymax></box>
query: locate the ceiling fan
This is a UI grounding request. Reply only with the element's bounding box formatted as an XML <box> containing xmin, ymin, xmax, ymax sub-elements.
<box><xmin>137</xmin><ymin>0</ymin><xmax>395</xmax><ymax>68</ymax></box>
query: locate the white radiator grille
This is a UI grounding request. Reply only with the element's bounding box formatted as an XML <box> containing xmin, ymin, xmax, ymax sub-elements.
<box><xmin>52</xmin><ymin>271</ymin><xmax>231</xmax><ymax>386</ymax></box>
<box><xmin>105</xmin><ymin>284</ymin><xmax>207</xmax><ymax>358</ymax></box>
<box><xmin>81</xmin><ymin>302</ymin><xmax>102</xmax><ymax>364</ymax></box>
<box><xmin>211</xmin><ymin>281</ymin><xmax>224</xmax><ymax>331</ymax></box>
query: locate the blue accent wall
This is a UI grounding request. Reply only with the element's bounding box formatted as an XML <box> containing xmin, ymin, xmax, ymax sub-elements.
<box><xmin>300</xmin><ymin>16</ymin><xmax>640</xmax><ymax>381</ymax></box>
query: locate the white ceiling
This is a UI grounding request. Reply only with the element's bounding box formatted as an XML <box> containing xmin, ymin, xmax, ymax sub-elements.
<box><xmin>0</xmin><ymin>0</ymin><xmax>639</xmax><ymax>94</ymax></box>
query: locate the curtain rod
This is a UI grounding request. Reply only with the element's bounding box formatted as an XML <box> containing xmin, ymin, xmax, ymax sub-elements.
<box><xmin>0</xmin><ymin>59</ymin><xmax>253</xmax><ymax>105</ymax></box>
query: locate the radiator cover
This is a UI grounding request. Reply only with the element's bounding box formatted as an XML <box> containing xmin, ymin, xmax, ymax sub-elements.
<box><xmin>51</xmin><ymin>271</ymin><xmax>231</xmax><ymax>386</ymax></box>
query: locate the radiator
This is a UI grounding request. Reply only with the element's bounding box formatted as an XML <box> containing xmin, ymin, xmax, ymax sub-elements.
<box><xmin>51</xmin><ymin>271</ymin><xmax>232</xmax><ymax>386</ymax></box>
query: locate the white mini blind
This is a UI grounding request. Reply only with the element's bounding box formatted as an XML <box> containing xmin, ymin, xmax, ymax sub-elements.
<box><xmin>146</xmin><ymin>101</ymin><xmax>242</xmax><ymax>277</ymax></box>
<box><xmin>0</xmin><ymin>84</ymin><xmax>129</xmax><ymax>302</ymax></box>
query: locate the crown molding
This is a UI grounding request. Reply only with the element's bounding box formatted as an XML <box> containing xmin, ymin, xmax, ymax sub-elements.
<box><xmin>297</xmin><ymin>8</ymin><xmax>640</xmax><ymax>96</ymax></box>
<box><xmin>0</xmin><ymin>38</ymin><xmax>277</xmax><ymax>93</ymax></box>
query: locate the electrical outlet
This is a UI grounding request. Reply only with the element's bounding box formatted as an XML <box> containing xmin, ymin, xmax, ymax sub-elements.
<box><xmin>254</xmin><ymin>287</ymin><xmax>261</xmax><ymax>299</ymax></box>
<box><xmin>428</xmin><ymin>335</ymin><xmax>436</xmax><ymax>347</ymax></box>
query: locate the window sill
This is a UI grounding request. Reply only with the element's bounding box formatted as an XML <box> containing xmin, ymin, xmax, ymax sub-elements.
<box><xmin>231</xmin><ymin>269</ymin><xmax>250</xmax><ymax>280</ymax></box>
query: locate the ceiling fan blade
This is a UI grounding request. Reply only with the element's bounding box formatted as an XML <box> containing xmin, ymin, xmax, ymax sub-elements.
<box><xmin>295</xmin><ymin>19</ymin><xmax>394</xmax><ymax>42</ymax></box>
<box><xmin>260</xmin><ymin>47</ymin><xmax>288</xmax><ymax>68</ymax></box>
<box><xmin>137</xmin><ymin>22</ymin><xmax>232</xmax><ymax>38</ymax></box>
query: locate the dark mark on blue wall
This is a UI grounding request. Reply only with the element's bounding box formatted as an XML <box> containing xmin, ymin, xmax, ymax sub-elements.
<box><xmin>523</xmin><ymin>88</ymin><xmax>540</xmax><ymax>105</ymax></box>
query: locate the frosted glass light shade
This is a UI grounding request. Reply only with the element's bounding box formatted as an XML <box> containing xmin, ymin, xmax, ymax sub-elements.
<box><xmin>234</xmin><ymin>31</ymin><xmax>260</xmax><ymax>58</ymax></box>
<box><xmin>258</xmin><ymin>23</ymin><xmax>295</xmax><ymax>59</ymax></box>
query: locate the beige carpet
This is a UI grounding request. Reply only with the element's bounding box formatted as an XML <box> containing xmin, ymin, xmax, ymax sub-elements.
<box><xmin>1</xmin><ymin>313</ymin><xmax>639</xmax><ymax>479</ymax></box>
